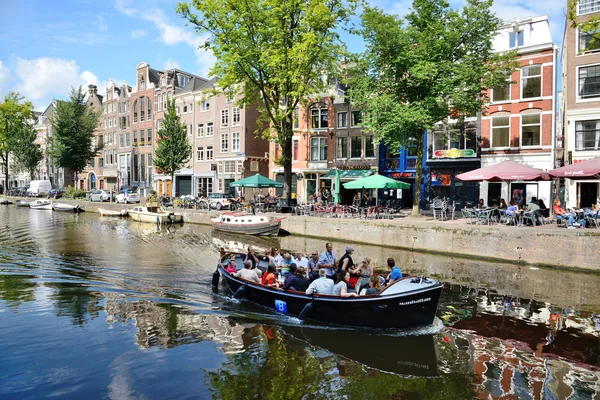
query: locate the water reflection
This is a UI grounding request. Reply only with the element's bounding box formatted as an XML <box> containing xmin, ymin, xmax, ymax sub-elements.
<box><xmin>1</xmin><ymin>206</ymin><xmax>599</xmax><ymax>399</ymax></box>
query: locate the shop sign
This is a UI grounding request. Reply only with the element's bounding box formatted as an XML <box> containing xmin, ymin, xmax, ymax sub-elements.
<box><xmin>434</xmin><ymin>148</ymin><xmax>475</xmax><ymax>158</ymax></box>
<box><xmin>334</xmin><ymin>163</ymin><xmax>373</xmax><ymax>170</ymax></box>
<box><xmin>390</xmin><ymin>172</ymin><xmax>414</xmax><ymax>178</ymax></box>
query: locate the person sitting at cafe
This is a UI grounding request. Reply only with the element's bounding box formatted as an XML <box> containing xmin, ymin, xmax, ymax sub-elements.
<box><xmin>306</xmin><ymin>268</ymin><xmax>334</xmax><ymax>295</ymax></box>
<box><xmin>477</xmin><ymin>198</ymin><xmax>485</xmax><ymax>209</ymax></box>
<box><xmin>527</xmin><ymin>197</ymin><xmax>540</xmax><ymax>212</ymax></box>
<box><xmin>234</xmin><ymin>260</ymin><xmax>261</xmax><ymax>283</ymax></box>
<box><xmin>283</xmin><ymin>266</ymin><xmax>310</xmax><ymax>292</ymax></box>
<box><xmin>385</xmin><ymin>258</ymin><xmax>403</xmax><ymax>287</ymax></box>
<box><xmin>333</xmin><ymin>270</ymin><xmax>359</xmax><ymax>298</ymax></box>
<box><xmin>505</xmin><ymin>200</ymin><xmax>519</xmax><ymax>225</ymax></box>
<box><xmin>499</xmin><ymin>198</ymin><xmax>508</xmax><ymax>210</ymax></box>
<box><xmin>553</xmin><ymin>199</ymin><xmax>576</xmax><ymax>229</ymax></box>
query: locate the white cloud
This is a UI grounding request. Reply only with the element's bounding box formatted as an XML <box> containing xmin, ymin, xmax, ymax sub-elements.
<box><xmin>130</xmin><ymin>29</ymin><xmax>147</xmax><ymax>39</ymax></box>
<box><xmin>97</xmin><ymin>15</ymin><xmax>108</xmax><ymax>32</ymax></box>
<box><xmin>0</xmin><ymin>61</ymin><xmax>11</xmax><ymax>95</ymax></box>
<box><xmin>163</xmin><ymin>58</ymin><xmax>180</xmax><ymax>70</ymax></box>
<box><xmin>13</xmin><ymin>57</ymin><xmax>101</xmax><ymax>107</ymax></box>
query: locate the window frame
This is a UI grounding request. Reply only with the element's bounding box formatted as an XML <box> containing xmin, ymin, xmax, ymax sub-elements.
<box><xmin>232</xmin><ymin>107</ymin><xmax>241</xmax><ymax>126</ymax></box>
<box><xmin>350</xmin><ymin>136</ymin><xmax>362</xmax><ymax>159</ymax></box>
<box><xmin>206</xmin><ymin>122</ymin><xmax>214</xmax><ymax>137</ymax></box>
<box><xmin>197</xmin><ymin>123</ymin><xmax>204</xmax><ymax>138</ymax></box>
<box><xmin>350</xmin><ymin>110</ymin><xmax>362</xmax><ymax>127</ymax></box>
<box><xmin>491</xmin><ymin>116</ymin><xmax>511</xmax><ymax>148</ymax></box>
<box><xmin>578</xmin><ymin>28</ymin><xmax>600</xmax><ymax>55</ymax></box>
<box><xmin>221</xmin><ymin>109</ymin><xmax>229</xmax><ymax>128</ymax></box>
<box><xmin>197</xmin><ymin>146</ymin><xmax>204</xmax><ymax>162</ymax></box>
<box><xmin>577</xmin><ymin>64</ymin><xmax>600</xmax><ymax>100</ymax></box>
<box><xmin>310</xmin><ymin>108</ymin><xmax>328</xmax><ymax>130</ymax></box>
<box><xmin>520</xmin><ymin>114</ymin><xmax>542</xmax><ymax>148</ymax></box>
<box><xmin>206</xmin><ymin>146</ymin><xmax>214</xmax><ymax>161</ymax></box>
<box><xmin>491</xmin><ymin>82</ymin><xmax>511</xmax><ymax>103</ymax></box>
<box><xmin>231</xmin><ymin>132</ymin><xmax>240</xmax><ymax>152</ymax></box>
<box><xmin>220</xmin><ymin>132</ymin><xmax>229</xmax><ymax>153</ymax></box>
<box><xmin>336</xmin><ymin>136</ymin><xmax>347</xmax><ymax>159</ymax></box>
<box><xmin>579</xmin><ymin>0</ymin><xmax>600</xmax><ymax>15</ymax></box>
<box><xmin>310</xmin><ymin>136</ymin><xmax>328</xmax><ymax>161</ymax></box>
<box><xmin>365</xmin><ymin>135</ymin><xmax>375</xmax><ymax>158</ymax></box>
<box><xmin>575</xmin><ymin>119</ymin><xmax>600</xmax><ymax>150</ymax></box>
<box><xmin>521</xmin><ymin>65</ymin><xmax>542</xmax><ymax>100</ymax></box>
<box><xmin>337</xmin><ymin>112</ymin><xmax>348</xmax><ymax>129</ymax></box>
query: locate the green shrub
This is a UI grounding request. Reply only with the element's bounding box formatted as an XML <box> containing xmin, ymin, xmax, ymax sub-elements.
<box><xmin>64</xmin><ymin>187</ymin><xmax>87</xmax><ymax>199</ymax></box>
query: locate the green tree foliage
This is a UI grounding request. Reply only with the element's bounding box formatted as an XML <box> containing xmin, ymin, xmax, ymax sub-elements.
<box><xmin>567</xmin><ymin>0</ymin><xmax>600</xmax><ymax>53</ymax></box>
<box><xmin>48</xmin><ymin>86</ymin><xmax>100</xmax><ymax>179</ymax></box>
<box><xmin>177</xmin><ymin>0</ymin><xmax>357</xmax><ymax>200</ymax></box>
<box><xmin>12</xmin><ymin>123</ymin><xmax>44</xmax><ymax>180</ymax></box>
<box><xmin>0</xmin><ymin>92</ymin><xmax>35</xmax><ymax>190</ymax></box>
<box><xmin>348</xmin><ymin>0</ymin><xmax>517</xmax><ymax>216</ymax></box>
<box><xmin>153</xmin><ymin>97</ymin><xmax>191</xmax><ymax>186</ymax></box>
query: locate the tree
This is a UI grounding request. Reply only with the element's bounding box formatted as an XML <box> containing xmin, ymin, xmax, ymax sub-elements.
<box><xmin>0</xmin><ymin>92</ymin><xmax>35</xmax><ymax>191</ymax></box>
<box><xmin>567</xmin><ymin>1</ymin><xmax>600</xmax><ymax>53</ymax></box>
<box><xmin>347</xmin><ymin>0</ymin><xmax>517</xmax><ymax>216</ymax></box>
<box><xmin>177</xmin><ymin>0</ymin><xmax>356</xmax><ymax>201</ymax></box>
<box><xmin>153</xmin><ymin>97</ymin><xmax>191</xmax><ymax>192</ymax></box>
<box><xmin>48</xmin><ymin>86</ymin><xmax>100</xmax><ymax>182</ymax></box>
<box><xmin>12</xmin><ymin>123</ymin><xmax>44</xmax><ymax>180</ymax></box>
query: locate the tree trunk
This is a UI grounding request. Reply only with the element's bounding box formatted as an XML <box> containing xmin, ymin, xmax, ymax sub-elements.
<box><xmin>412</xmin><ymin>136</ymin><xmax>425</xmax><ymax>217</ymax></box>
<box><xmin>3</xmin><ymin>150</ymin><xmax>9</xmax><ymax>192</ymax></box>
<box><xmin>281</xmin><ymin>116</ymin><xmax>293</xmax><ymax>202</ymax></box>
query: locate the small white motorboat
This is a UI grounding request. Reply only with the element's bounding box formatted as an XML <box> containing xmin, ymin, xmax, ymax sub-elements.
<box><xmin>210</xmin><ymin>212</ymin><xmax>284</xmax><ymax>236</ymax></box>
<box><xmin>127</xmin><ymin>205</ymin><xmax>183</xmax><ymax>224</ymax></box>
<box><xmin>16</xmin><ymin>200</ymin><xmax>29</xmax><ymax>207</ymax></box>
<box><xmin>98</xmin><ymin>207</ymin><xmax>128</xmax><ymax>217</ymax></box>
<box><xmin>29</xmin><ymin>199</ymin><xmax>53</xmax><ymax>210</ymax></box>
<box><xmin>52</xmin><ymin>203</ymin><xmax>83</xmax><ymax>212</ymax></box>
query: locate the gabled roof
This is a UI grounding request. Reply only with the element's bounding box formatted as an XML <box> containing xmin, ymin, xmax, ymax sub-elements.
<box><xmin>148</xmin><ymin>68</ymin><xmax>161</xmax><ymax>85</ymax></box>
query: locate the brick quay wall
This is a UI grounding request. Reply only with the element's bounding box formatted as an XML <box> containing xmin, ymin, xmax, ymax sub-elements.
<box><xmin>4</xmin><ymin>197</ymin><xmax>599</xmax><ymax>272</ymax></box>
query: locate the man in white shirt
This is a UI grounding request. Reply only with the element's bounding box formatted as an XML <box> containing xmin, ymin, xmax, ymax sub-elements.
<box><xmin>293</xmin><ymin>251</ymin><xmax>309</xmax><ymax>268</ymax></box>
<box><xmin>306</xmin><ymin>269</ymin><xmax>334</xmax><ymax>295</ymax></box>
<box><xmin>234</xmin><ymin>260</ymin><xmax>260</xmax><ymax>283</ymax></box>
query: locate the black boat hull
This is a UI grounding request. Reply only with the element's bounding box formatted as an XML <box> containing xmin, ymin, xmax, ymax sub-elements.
<box><xmin>218</xmin><ymin>265</ymin><xmax>442</xmax><ymax>329</ymax></box>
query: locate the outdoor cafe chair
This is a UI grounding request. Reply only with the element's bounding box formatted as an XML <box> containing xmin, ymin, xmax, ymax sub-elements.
<box><xmin>461</xmin><ymin>208</ymin><xmax>476</xmax><ymax>224</ymax></box>
<box><xmin>585</xmin><ymin>210</ymin><xmax>600</xmax><ymax>228</ymax></box>
<box><xmin>432</xmin><ymin>197</ymin><xmax>447</xmax><ymax>221</ymax></box>
<box><xmin>521</xmin><ymin>210</ymin><xmax>538</xmax><ymax>227</ymax></box>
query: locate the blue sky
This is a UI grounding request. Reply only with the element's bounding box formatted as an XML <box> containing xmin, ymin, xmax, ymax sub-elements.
<box><xmin>0</xmin><ymin>0</ymin><xmax>567</xmax><ymax>111</ymax></box>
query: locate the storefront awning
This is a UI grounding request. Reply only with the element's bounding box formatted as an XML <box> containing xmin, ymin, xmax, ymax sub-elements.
<box><xmin>322</xmin><ymin>169</ymin><xmax>374</xmax><ymax>180</ymax></box>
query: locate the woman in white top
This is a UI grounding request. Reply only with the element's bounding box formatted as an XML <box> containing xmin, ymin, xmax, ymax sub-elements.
<box><xmin>332</xmin><ymin>271</ymin><xmax>359</xmax><ymax>298</ymax></box>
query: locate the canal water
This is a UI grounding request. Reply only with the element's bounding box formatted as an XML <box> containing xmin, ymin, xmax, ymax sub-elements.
<box><xmin>0</xmin><ymin>206</ymin><xmax>599</xmax><ymax>399</ymax></box>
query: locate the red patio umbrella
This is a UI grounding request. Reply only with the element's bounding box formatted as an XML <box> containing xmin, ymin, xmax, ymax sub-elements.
<box><xmin>549</xmin><ymin>157</ymin><xmax>600</xmax><ymax>180</ymax></box>
<box><xmin>455</xmin><ymin>160</ymin><xmax>550</xmax><ymax>182</ymax></box>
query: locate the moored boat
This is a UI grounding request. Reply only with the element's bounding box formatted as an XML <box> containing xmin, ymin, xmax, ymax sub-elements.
<box><xmin>214</xmin><ymin>254</ymin><xmax>443</xmax><ymax>329</ymax></box>
<box><xmin>52</xmin><ymin>203</ymin><xmax>83</xmax><ymax>212</ymax></box>
<box><xmin>98</xmin><ymin>207</ymin><xmax>128</xmax><ymax>217</ymax></box>
<box><xmin>211</xmin><ymin>212</ymin><xmax>284</xmax><ymax>236</ymax></box>
<box><xmin>16</xmin><ymin>200</ymin><xmax>29</xmax><ymax>207</ymax></box>
<box><xmin>29</xmin><ymin>199</ymin><xmax>52</xmax><ymax>210</ymax></box>
<box><xmin>0</xmin><ymin>198</ymin><xmax>13</xmax><ymax>205</ymax></box>
<box><xmin>128</xmin><ymin>205</ymin><xmax>183</xmax><ymax>224</ymax></box>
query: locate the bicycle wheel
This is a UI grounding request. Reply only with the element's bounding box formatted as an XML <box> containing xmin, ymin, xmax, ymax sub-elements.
<box><xmin>197</xmin><ymin>200</ymin><xmax>208</xmax><ymax>210</ymax></box>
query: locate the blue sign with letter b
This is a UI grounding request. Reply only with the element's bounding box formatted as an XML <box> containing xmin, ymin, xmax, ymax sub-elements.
<box><xmin>275</xmin><ymin>300</ymin><xmax>287</xmax><ymax>313</ymax></box>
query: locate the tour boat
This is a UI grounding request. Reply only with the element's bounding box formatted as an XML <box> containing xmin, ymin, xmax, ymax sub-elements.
<box><xmin>211</xmin><ymin>212</ymin><xmax>285</xmax><ymax>236</ymax></box>
<box><xmin>213</xmin><ymin>253</ymin><xmax>443</xmax><ymax>329</ymax></box>
<box><xmin>52</xmin><ymin>203</ymin><xmax>83</xmax><ymax>212</ymax></box>
<box><xmin>127</xmin><ymin>205</ymin><xmax>183</xmax><ymax>224</ymax></box>
<box><xmin>29</xmin><ymin>199</ymin><xmax>53</xmax><ymax>210</ymax></box>
<box><xmin>98</xmin><ymin>207</ymin><xmax>128</xmax><ymax>217</ymax></box>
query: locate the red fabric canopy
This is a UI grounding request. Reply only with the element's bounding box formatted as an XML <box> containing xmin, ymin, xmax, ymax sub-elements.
<box><xmin>456</xmin><ymin>160</ymin><xmax>550</xmax><ymax>182</ymax></box>
<box><xmin>549</xmin><ymin>157</ymin><xmax>600</xmax><ymax>180</ymax></box>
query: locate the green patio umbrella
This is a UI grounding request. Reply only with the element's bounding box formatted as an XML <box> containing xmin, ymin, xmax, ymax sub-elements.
<box><xmin>334</xmin><ymin>169</ymin><xmax>341</xmax><ymax>204</ymax></box>
<box><xmin>343</xmin><ymin>174</ymin><xmax>411</xmax><ymax>190</ymax></box>
<box><xmin>229</xmin><ymin>173</ymin><xmax>283</xmax><ymax>188</ymax></box>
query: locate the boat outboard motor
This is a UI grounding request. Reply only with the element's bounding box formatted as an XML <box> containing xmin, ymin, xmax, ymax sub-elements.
<box><xmin>212</xmin><ymin>268</ymin><xmax>220</xmax><ymax>287</ymax></box>
<box><xmin>233</xmin><ymin>284</ymin><xmax>247</xmax><ymax>299</ymax></box>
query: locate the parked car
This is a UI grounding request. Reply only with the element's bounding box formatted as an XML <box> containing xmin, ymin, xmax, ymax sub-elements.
<box><xmin>208</xmin><ymin>192</ymin><xmax>234</xmax><ymax>210</ymax></box>
<box><xmin>115</xmin><ymin>189</ymin><xmax>140</xmax><ymax>204</ymax></box>
<box><xmin>47</xmin><ymin>189</ymin><xmax>63</xmax><ymax>199</ymax></box>
<box><xmin>88</xmin><ymin>189</ymin><xmax>112</xmax><ymax>202</ymax></box>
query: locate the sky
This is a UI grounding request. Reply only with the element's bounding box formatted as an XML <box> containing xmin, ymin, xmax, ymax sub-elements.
<box><xmin>0</xmin><ymin>0</ymin><xmax>567</xmax><ymax>111</ymax></box>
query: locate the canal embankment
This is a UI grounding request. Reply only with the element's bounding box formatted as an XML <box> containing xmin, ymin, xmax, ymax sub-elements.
<box><xmin>3</xmin><ymin>196</ymin><xmax>599</xmax><ymax>272</ymax></box>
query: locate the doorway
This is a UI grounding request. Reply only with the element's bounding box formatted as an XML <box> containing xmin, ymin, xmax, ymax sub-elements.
<box><xmin>579</xmin><ymin>182</ymin><xmax>598</xmax><ymax>208</ymax></box>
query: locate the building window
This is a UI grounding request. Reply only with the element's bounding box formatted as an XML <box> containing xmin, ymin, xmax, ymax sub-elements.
<box><xmin>311</xmin><ymin>108</ymin><xmax>328</xmax><ymax>130</ymax></box>
<box><xmin>119</xmin><ymin>134</ymin><xmax>124</xmax><ymax>148</ymax></box>
<box><xmin>197</xmin><ymin>123</ymin><xmax>204</xmax><ymax>138</ymax></box>
<box><xmin>157</xmin><ymin>119</ymin><xmax>163</xmax><ymax>131</ymax></box>
<box><xmin>221</xmin><ymin>133</ymin><xmax>229</xmax><ymax>153</ymax></box>
<box><xmin>293</xmin><ymin>139</ymin><xmax>299</xmax><ymax>161</ymax></box>
<box><xmin>183</xmin><ymin>105</ymin><xmax>188</xmax><ymax>113</ymax></box>
<box><xmin>310</xmin><ymin>137</ymin><xmax>327</xmax><ymax>161</ymax></box>
<box><xmin>148</xmin><ymin>155</ymin><xmax>153</xmax><ymax>184</ymax></box>
<box><xmin>133</xmin><ymin>130</ymin><xmax>138</xmax><ymax>146</ymax></box>
<box><xmin>337</xmin><ymin>112</ymin><xmax>347</xmax><ymax>128</ymax></box>
<box><xmin>147</xmin><ymin>96</ymin><xmax>152</xmax><ymax>118</ymax></box>
<box><xmin>232</xmin><ymin>107</ymin><xmax>241</xmax><ymax>126</ymax></box>
<box><xmin>206</xmin><ymin>146</ymin><xmax>213</xmax><ymax>160</ymax></box>
<box><xmin>188</xmin><ymin>124</ymin><xmax>193</xmax><ymax>136</ymax></box>
<box><xmin>220</xmin><ymin>109</ymin><xmax>229</xmax><ymax>127</ymax></box>
<box><xmin>350</xmin><ymin>136</ymin><xmax>362</xmax><ymax>158</ymax></box>
<box><xmin>579</xmin><ymin>65</ymin><xmax>600</xmax><ymax>98</ymax></box>
<box><xmin>509</xmin><ymin>30</ymin><xmax>524</xmax><ymax>48</ymax></box>
<box><xmin>206</xmin><ymin>122</ymin><xmax>214</xmax><ymax>137</ymax></box>
<box><xmin>351</xmin><ymin>111</ymin><xmax>362</xmax><ymax>127</ymax></box>
<box><xmin>224</xmin><ymin>161</ymin><xmax>235</xmax><ymax>173</ymax></box>
<box><xmin>140</xmin><ymin>97</ymin><xmax>145</xmax><ymax>122</ymax></box>
<box><xmin>521</xmin><ymin>65</ymin><xmax>541</xmax><ymax>99</ymax></box>
<box><xmin>293</xmin><ymin>108</ymin><xmax>299</xmax><ymax>130</ymax></box>
<box><xmin>250</xmin><ymin>160</ymin><xmax>259</xmax><ymax>172</ymax></box>
<box><xmin>579</xmin><ymin>0</ymin><xmax>600</xmax><ymax>14</ymax></box>
<box><xmin>99</xmin><ymin>158</ymin><xmax>104</xmax><ymax>168</ymax></box>
<box><xmin>336</xmin><ymin>136</ymin><xmax>347</xmax><ymax>159</ymax></box>
<box><xmin>197</xmin><ymin>146</ymin><xmax>204</xmax><ymax>161</ymax></box>
<box><xmin>133</xmin><ymin>100</ymin><xmax>138</xmax><ymax>123</ymax></box>
<box><xmin>125</xmin><ymin>133</ymin><xmax>131</xmax><ymax>147</ymax></box>
<box><xmin>162</xmin><ymin>94</ymin><xmax>166</xmax><ymax>110</ymax></box>
<box><xmin>491</xmin><ymin>83</ymin><xmax>510</xmax><ymax>102</ymax></box>
<box><xmin>231</xmin><ymin>132</ymin><xmax>240</xmax><ymax>152</ymax></box>
<box><xmin>147</xmin><ymin>128</ymin><xmax>152</xmax><ymax>145</ymax></box>
<box><xmin>491</xmin><ymin>116</ymin><xmax>510</xmax><ymax>148</ymax></box>
<box><xmin>575</xmin><ymin>120</ymin><xmax>600</xmax><ymax>149</ymax></box>
<box><xmin>201</xmin><ymin>100</ymin><xmax>210</xmax><ymax>111</ymax></box>
<box><xmin>365</xmin><ymin>135</ymin><xmax>375</xmax><ymax>158</ymax></box>
<box><xmin>579</xmin><ymin>29</ymin><xmax>600</xmax><ymax>53</ymax></box>
<box><xmin>521</xmin><ymin>114</ymin><xmax>541</xmax><ymax>147</ymax></box>
<box><xmin>140</xmin><ymin>79</ymin><xmax>145</xmax><ymax>90</ymax></box>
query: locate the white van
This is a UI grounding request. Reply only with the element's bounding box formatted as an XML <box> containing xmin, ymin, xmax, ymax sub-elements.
<box><xmin>27</xmin><ymin>180</ymin><xmax>52</xmax><ymax>196</ymax></box>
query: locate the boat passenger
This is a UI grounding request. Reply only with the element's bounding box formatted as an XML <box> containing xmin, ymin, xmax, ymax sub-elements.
<box><xmin>338</xmin><ymin>246</ymin><xmax>354</xmax><ymax>275</ymax></box>
<box><xmin>281</xmin><ymin>253</ymin><xmax>293</xmax><ymax>277</ymax></box>
<box><xmin>307</xmin><ymin>251</ymin><xmax>320</xmax><ymax>282</ymax></box>
<box><xmin>244</xmin><ymin>246</ymin><xmax>259</xmax><ymax>269</ymax></box>
<box><xmin>317</xmin><ymin>242</ymin><xmax>337</xmax><ymax>281</ymax></box>
<box><xmin>283</xmin><ymin>264</ymin><xmax>297</xmax><ymax>288</ymax></box>
<box><xmin>293</xmin><ymin>251</ymin><xmax>309</xmax><ymax>268</ymax></box>
<box><xmin>333</xmin><ymin>271</ymin><xmax>359</xmax><ymax>298</ymax></box>
<box><xmin>269</xmin><ymin>248</ymin><xmax>284</xmax><ymax>268</ymax></box>
<box><xmin>261</xmin><ymin>264</ymin><xmax>280</xmax><ymax>288</ymax></box>
<box><xmin>364</xmin><ymin>274</ymin><xmax>381</xmax><ymax>295</ymax></box>
<box><xmin>305</xmin><ymin>269</ymin><xmax>334</xmax><ymax>295</ymax></box>
<box><xmin>234</xmin><ymin>260</ymin><xmax>260</xmax><ymax>283</ymax></box>
<box><xmin>352</xmin><ymin>257</ymin><xmax>372</xmax><ymax>292</ymax></box>
<box><xmin>283</xmin><ymin>267</ymin><xmax>310</xmax><ymax>292</ymax></box>
<box><xmin>223</xmin><ymin>255</ymin><xmax>238</xmax><ymax>274</ymax></box>
<box><xmin>385</xmin><ymin>258</ymin><xmax>403</xmax><ymax>287</ymax></box>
